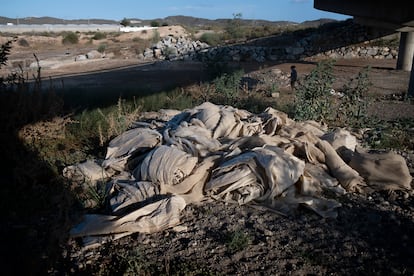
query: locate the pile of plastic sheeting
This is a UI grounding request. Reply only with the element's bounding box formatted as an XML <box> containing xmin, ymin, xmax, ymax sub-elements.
<box><xmin>64</xmin><ymin>102</ymin><xmax>412</xmax><ymax>246</ymax></box>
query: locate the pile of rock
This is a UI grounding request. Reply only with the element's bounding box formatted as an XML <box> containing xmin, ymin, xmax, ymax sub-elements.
<box><xmin>137</xmin><ymin>21</ymin><xmax>398</xmax><ymax>63</ymax></box>
<box><xmin>196</xmin><ymin>44</ymin><xmax>398</xmax><ymax>63</ymax></box>
<box><xmin>140</xmin><ymin>36</ymin><xmax>398</xmax><ymax>63</ymax></box>
<box><xmin>316</xmin><ymin>45</ymin><xmax>398</xmax><ymax>60</ymax></box>
<box><xmin>142</xmin><ymin>35</ymin><xmax>209</xmax><ymax>61</ymax></box>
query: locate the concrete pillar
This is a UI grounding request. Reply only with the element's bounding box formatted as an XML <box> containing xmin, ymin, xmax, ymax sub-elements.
<box><xmin>396</xmin><ymin>32</ymin><xmax>414</xmax><ymax>71</ymax></box>
<box><xmin>408</xmin><ymin>53</ymin><xmax>414</xmax><ymax>96</ymax></box>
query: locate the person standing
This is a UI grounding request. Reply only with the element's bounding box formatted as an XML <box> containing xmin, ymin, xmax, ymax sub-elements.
<box><xmin>290</xmin><ymin>65</ymin><xmax>297</xmax><ymax>90</ymax></box>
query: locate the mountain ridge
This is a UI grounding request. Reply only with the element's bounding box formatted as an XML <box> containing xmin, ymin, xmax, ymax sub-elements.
<box><xmin>0</xmin><ymin>15</ymin><xmax>340</xmax><ymax>28</ymax></box>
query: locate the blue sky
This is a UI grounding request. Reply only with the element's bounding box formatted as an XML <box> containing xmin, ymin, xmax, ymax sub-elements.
<box><xmin>2</xmin><ymin>0</ymin><xmax>350</xmax><ymax>23</ymax></box>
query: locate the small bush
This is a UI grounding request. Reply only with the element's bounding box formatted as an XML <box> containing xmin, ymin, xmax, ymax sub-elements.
<box><xmin>17</xmin><ymin>38</ymin><xmax>30</xmax><ymax>47</ymax></box>
<box><xmin>120</xmin><ymin>18</ymin><xmax>131</xmax><ymax>27</ymax></box>
<box><xmin>212</xmin><ymin>69</ymin><xmax>244</xmax><ymax>106</ymax></box>
<box><xmin>199</xmin><ymin>32</ymin><xmax>222</xmax><ymax>46</ymax></box>
<box><xmin>336</xmin><ymin>66</ymin><xmax>372</xmax><ymax>127</ymax></box>
<box><xmin>151</xmin><ymin>30</ymin><xmax>160</xmax><ymax>44</ymax></box>
<box><xmin>294</xmin><ymin>59</ymin><xmax>336</xmax><ymax>123</ymax></box>
<box><xmin>97</xmin><ymin>43</ymin><xmax>106</xmax><ymax>53</ymax></box>
<box><xmin>226</xmin><ymin>230</ymin><xmax>250</xmax><ymax>253</ymax></box>
<box><xmin>92</xmin><ymin>32</ymin><xmax>106</xmax><ymax>40</ymax></box>
<box><xmin>62</xmin><ymin>31</ymin><xmax>79</xmax><ymax>45</ymax></box>
<box><xmin>150</xmin><ymin>21</ymin><xmax>160</xmax><ymax>27</ymax></box>
<box><xmin>224</xmin><ymin>13</ymin><xmax>246</xmax><ymax>41</ymax></box>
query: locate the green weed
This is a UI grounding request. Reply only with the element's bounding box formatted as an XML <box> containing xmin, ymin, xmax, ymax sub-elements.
<box><xmin>336</xmin><ymin>66</ymin><xmax>372</xmax><ymax>127</ymax></box>
<box><xmin>294</xmin><ymin>59</ymin><xmax>336</xmax><ymax>123</ymax></box>
<box><xmin>226</xmin><ymin>229</ymin><xmax>250</xmax><ymax>253</ymax></box>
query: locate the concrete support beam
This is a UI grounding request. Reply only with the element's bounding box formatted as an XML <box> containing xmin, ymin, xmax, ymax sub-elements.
<box><xmin>314</xmin><ymin>0</ymin><xmax>414</xmax><ymax>27</ymax></box>
<box><xmin>397</xmin><ymin>32</ymin><xmax>414</xmax><ymax>71</ymax></box>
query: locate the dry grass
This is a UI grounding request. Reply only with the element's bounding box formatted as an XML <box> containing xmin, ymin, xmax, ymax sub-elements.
<box><xmin>18</xmin><ymin>115</ymin><xmax>76</xmax><ymax>141</ymax></box>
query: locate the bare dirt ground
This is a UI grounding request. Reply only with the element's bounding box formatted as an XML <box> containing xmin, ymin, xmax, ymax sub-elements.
<box><xmin>3</xmin><ymin>27</ymin><xmax>414</xmax><ymax>275</ymax></box>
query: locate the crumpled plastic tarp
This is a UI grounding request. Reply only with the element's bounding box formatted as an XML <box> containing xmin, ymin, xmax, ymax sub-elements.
<box><xmin>65</xmin><ymin>102</ymin><xmax>413</xmax><ymax>246</ymax></box>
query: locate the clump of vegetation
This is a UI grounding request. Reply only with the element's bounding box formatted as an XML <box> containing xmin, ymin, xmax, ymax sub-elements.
<box><xmin>150</xmin><ymin>20</ymin><xmax>160</xmax><ymax>27</ymax></box>
<box><xmin>68</xmin><ymin>97</ymin><xmax>141</xmax><ymax>148</ymax></box>
<box><xmin>362</xmin><ymin>118</ymin><xmax>414</xmax><ymax>150</ymax></box>
<box><xmin>97</xmin><ymin>43</ymin><xmax>106</xmax><ymax>53</ymax></box>
<box><xmin>293</xmin><ymin>59</ymin><xmax>374</xmax><ymax>129</ymax></box>
<box><xmin>336</xmin><ymin>66</ymin><xmax>371</xmax><ymax>127</ymax></box>
<box><xmin>224</xmin><ymin>13</ymin><xmax>246</xmax><ymax>42</ymax></box>
<box><xmin>132</xmin><ymin>39</ymin><xmax>152</xmax><ymax>55</ymax></box>
<box><xmin>92</xmin><ymin>31</ymin><xmax>106</xmax><ymax>40</ymax></box>
<box><xmin>151</xmin><ymin>30</ymin><xmax>161</xmax><ymax>44</ymax></box>
<box><xmin>226</xmin><ymin>229</ymin><xmax>250</xmax><ymax>253</ymax></box>
<box><xmin>120</xmin><ymin>17</ymin><xmax>131</xmax><ymax>27</ymax></box>
<box><xmin>212</xmin><ymin>69</ymin><xmax>244</xmax><ymax>106</ymax></box>
<box><xmin>199</xmin><ymin>32</ymin><xmax>222</xmax><ymax>46</ymax></box>
<box><xmin>293</xmin><ymin>59</ymin><xmax>336</xmax><ymax>123</ymax></box>
<box><xmin>17</xmin><ymin>38</ymin><xmax>30</xmax><ymax>47</ymax></box>
<box><xmin>62</xmin><ymin>31</ymin><xmax>79</xmax><ymax>45</ymax></box>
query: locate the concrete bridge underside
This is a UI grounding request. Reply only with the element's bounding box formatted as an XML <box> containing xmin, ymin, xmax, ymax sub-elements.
<box><xmin>314</xmin><ymin>0</ymin><xmax>414</xmax><ymax>96</ymax></box>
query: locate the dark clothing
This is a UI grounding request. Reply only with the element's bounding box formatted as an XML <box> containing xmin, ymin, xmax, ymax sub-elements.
<box><xmin>290</xmin><ymin>67</ymin><xmax>297</xmax><ymax>89</ymax></box>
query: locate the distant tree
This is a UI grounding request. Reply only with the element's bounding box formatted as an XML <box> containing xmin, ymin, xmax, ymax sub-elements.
<box><xmin>120</xmin><ymin>18</ymin><xmax>131</xmax><ymax>27</ymax></box>
<box><xmin>150</xmin><ymin>21</ymin><xmax>160</xmax><ymax>27</ymax></box>
<box><xmin>225</xmin><ymin>13</ymin><xmax>245</xmax><ymax>40</ymax></box>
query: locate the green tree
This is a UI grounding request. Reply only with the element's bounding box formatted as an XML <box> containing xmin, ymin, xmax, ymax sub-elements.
<box><xmin>120</xmin><ymin>18</ymin><xmax>131</xmax><ymax>27</ymax></box>
<box><xmin>150</xmin><ymin>21</ymin><xmax>160</xmax><ymax>27</ymax></box>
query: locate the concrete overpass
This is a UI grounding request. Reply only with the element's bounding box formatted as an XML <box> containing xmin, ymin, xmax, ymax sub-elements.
<box><xmin>314</xmin><ymin>0</ymin><xmax>414</xmax><ymax>96</ymax></box>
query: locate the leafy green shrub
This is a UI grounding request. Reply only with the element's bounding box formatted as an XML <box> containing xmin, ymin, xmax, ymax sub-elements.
<box><xmin>362</xmin><ymin>118</ymin><xmax>414</xmax><ymax>150</ymax></box>
<box><xmin>336</xmin><ymin>66</ymin><xmax>372</xmax><ymax>127</ymax></box>
<box><xmin>294</xmin><ymin>59</ymin><xmax>375</xmax><ymax>128</ymax></box>
<box><xmin>226</xmin><ymin>230</ymin><xmax>250</xmax><ymax>253</ymax></box>
<box><xmin>212</xmin><ymin>69</ymin><xmax>244</xmax><ymax>106</ymax></box>
<box><xmin>293</xmin><ymin>59</ymin><xmax>336</xmax><ymax>123</ymax></box>
<box><xmin>150</xmin><ymin>21</ymin><xmax>160</xmax><ymax>27</ymax></box>
<box><xmin>62</xmin><ymin>31</ymin><xmax>79</xmax><ymax>45</ymax></box>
